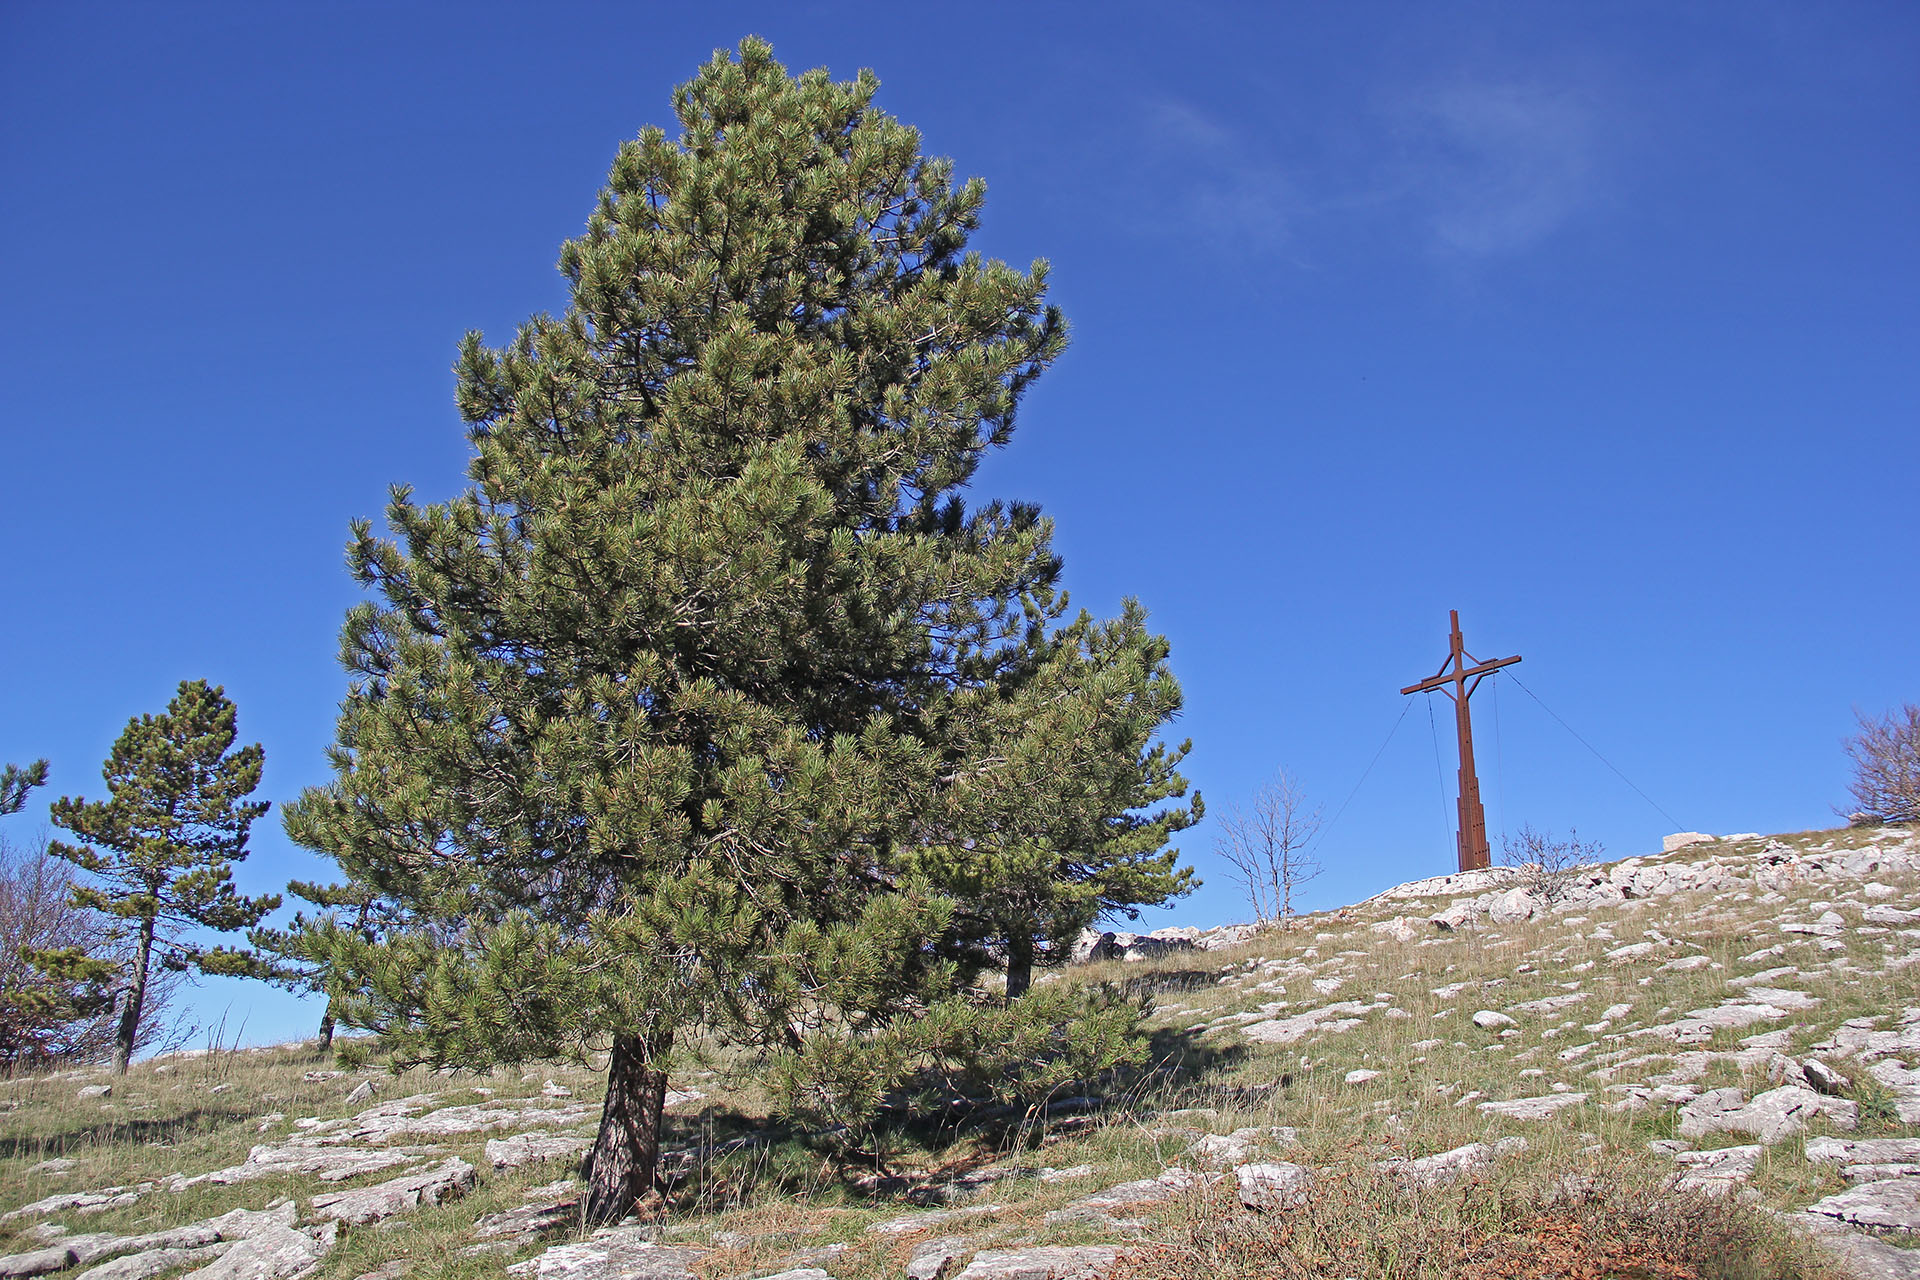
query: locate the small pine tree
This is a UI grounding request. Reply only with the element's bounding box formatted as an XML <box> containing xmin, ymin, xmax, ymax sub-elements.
<box><xmin>48</xmin><ymin>680</ymin><xmax>280</xmax><ymax>1073</ymax></box>
<box><xmin>252</xmin><ymin>878</ymin><xmax>399</xmax><ymax>1050</ymax></box>
<box><xmin>914</xmin><ymin>601</ymin><xmax>1200</xmax><ymax>998</ymax></box>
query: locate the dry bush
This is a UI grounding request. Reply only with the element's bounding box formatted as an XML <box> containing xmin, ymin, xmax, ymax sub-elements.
<box><xmin>1214</xmin><ymin>770</ymin><xmax>1322</xmax><ymax>927</ymax></box>
<box><xmin>1120</xmin><ymin>1161</ymin><xmax>1837</xmax><ymax>1280</ymax></box>
<box><xmin>1841</xmin><ymin>703</ymin><xmax>1920</xmax><ymax>824</ymax></box>
<box><xmin>0</xmin><ymin>831</ymin><xmax>183</xmax><ymax>1068</ymax></box>
<box><xmin>1501</xmin><ymin>824</ymin><xmax>1602</xmax><ymax>904</ymax></box>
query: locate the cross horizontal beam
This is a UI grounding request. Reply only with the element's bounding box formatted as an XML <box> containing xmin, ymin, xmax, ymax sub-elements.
<box><xmin>1399</xmin><ymin>652</ymin><xmax>1520</xmax><ymax>697</ymax></box>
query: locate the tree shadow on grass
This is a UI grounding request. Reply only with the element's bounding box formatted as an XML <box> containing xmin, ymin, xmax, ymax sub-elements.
<box><xmin>0</xmin><ymin>1105</ymin><xmax>256</xmax><ymax>1160</ymax></box>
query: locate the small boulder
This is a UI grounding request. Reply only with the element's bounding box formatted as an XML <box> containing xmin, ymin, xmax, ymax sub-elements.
<box><xmin>1234</xmin><ymin>1162</ymin><xmax>1313</xmax><ymax>1211</ymax></box>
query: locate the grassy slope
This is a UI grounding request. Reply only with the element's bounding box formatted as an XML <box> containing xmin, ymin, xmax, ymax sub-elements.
<box><xmin>5</xmin><ymin>825</ymin><xmax>1914</xmax><ymax>1279</ymax></box>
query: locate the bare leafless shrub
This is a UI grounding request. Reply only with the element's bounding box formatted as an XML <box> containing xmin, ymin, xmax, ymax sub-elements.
<box><xmin>1214</xmin><ymin>771</ymin><xmax>1322</xmax><ymax>928</ymax></box>
<box><xmin>1501</xmin><ymin>824</ymin><xmax>1602</xmax><ymax>904</ymax></box>
<box><xmin>1841</xmin><ymin>703</ymin><xmax>1920</xmax><ymax>825</ymax></box>
<box><xmin>0</xmin><ymin>831</ymin><xmax>184</xmax><ymax>1068</ymax></box>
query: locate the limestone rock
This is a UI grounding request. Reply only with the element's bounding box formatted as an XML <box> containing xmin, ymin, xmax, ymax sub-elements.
<box><xmin>1475</xmin><ymin>1093</ymin><xmax>1587</xmax><ymax>1121</ymax></box>
<box><xmin>1663</xmin><ymin>832</ymin><xmax>1715</xmax><ymax>852</ymax></box>
<box><xmin>1241</xmin><ymin>1000</ymin><xmax>1374</xmax><ymax>1045</ymax></box>
<box><xmin>1377</xmin><ymin>1137</ymin><xmax>1526</xmax><ymax>1187</ymax></box>
<box><xmin>76</xmin><ymin>1247</ymin><xmax>230</xmax><ymax>1280</ymax></box>
<box><xmin>173</xmin><ymin>1143</ymin><xmax>418</xmax><ymax>1189</ymax></box>
<box><xmin>951</xmin><ymin>1247</ymin><xmax>1118</xmax><ymax>1280</ymax></box>
<box><xmin>1472</xmin><ymin>1010</ymin><xmax>1517</xmax><ymax>1030</ymax></box>
<box><xmin>1234</xmin><ymin>1162</ymin><xmax>1313</xmax><ymax>1210</ymax></box>
<box><xmin>1369</xmin><ymin>917</ymin><xmax>1419</xmax><ymax>943</ymax></box>
<box><xmin>1678</xmin><ymin>1085</ymin><xmax>1854</xmax><ymax>1144</ymax></box>
<box><xmin>1670</xmin><ymin>1144</ymin><xmax>1761</xmax><ymax>1192</ymax></box>
<box><xmin>1803</xmin><ymin>1058</ymin><xmax>1853</xmax><ymax>1096</ymax></box>
<box><xmin>1806</xmin><ymin>1177</ymin><xmax>1920</xmax><ymax>1232</ymax></box>
<box><xmin>486</xmin><ymin>1133</ymin><xmax>592</xmax><ymax>1170</ymax></box>
<box><xmin>3</xmin><ymin>1186</ymin><xmax>149</xmax><ymax>1222</ymax></box>
<box><xmin>1793</xmin><ymin>1212</ymin><xmax>1920</xmax><ymax>1280</ymax></box>
<box><xmin>0</xmin><ymin>1247</ymin><xmax>78</xmax><ymax>1278</ymax></box>
<box><xmin>1488</xmin><ymin>887</ymin><xmax>1542</xmax><ymax>924</ymax></box>
<box><xmin>77</xmin><ymin>1085</ymin><xmax>111</xmax><ymax>1100</ymax></box>
<box><xmin>1343</xmin><ymin>1069</ymin><xmax>1380</xmax><ymax>1086</ymax></box>
<box><xmin>505</xmin><ymin>1231</ymin><xmax>702</xmax><ymax>1280</ymax></box>
<box><xmin>906</xmin><ymin>1237</ymin><xmax>976</xmax><ymax>1280</ymax></box>
<box><xmin>310</xmin><ymin>1157</ymin><xmax>475</xmax><ymax>1224</ymax></box>
<box><xmin>179</xmin><ymin>1221</ymin><xmax>336</xmax><ymax>1280</ymax></box>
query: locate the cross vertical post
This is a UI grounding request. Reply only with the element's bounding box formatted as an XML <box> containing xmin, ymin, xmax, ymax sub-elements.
<box><xmin>1400</xmin><ymin>610</ymin><xmax>1522</xmax><ymax>873</ymax></box>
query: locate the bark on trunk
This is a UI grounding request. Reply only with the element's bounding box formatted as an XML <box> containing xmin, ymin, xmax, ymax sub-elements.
<box><xmin>583</xmin><ymin>1030</ymin><xmax>671</xmax><ymax>1225</ymax></box>
<box><xmin>316</xmin><ymin>1006</ymin><xmax>335</xmax><ymax>1051</ymax></box>
<box><xmin>112</xmin><ymin>916</ymin><xmax>155</xmax><ymax>1076</ymax></box>
<box><xmin>1006</xmin><ymin>932</ymin><xmax>1035</xmax><ymax>1002</ymax></box>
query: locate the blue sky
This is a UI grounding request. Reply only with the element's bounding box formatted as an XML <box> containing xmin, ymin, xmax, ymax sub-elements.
<box><xmin>3</xmin><ymin>2</ymin><xmax>1915</xmax><ymax>1049</ymax></box>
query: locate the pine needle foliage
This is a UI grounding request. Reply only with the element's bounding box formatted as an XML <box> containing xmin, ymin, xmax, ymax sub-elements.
<box><xmin>283</xmin><ymin>38</ymin><xmax>1195</xmax><ymax>1223</ymax></box>
<box><xmin>46</xmin><ymin>679</ymin><xmax>279</xmax><ymax>1073</ymax></box>
<box><xmin>1</xmin><ymin>759</ymin><xmax>48</xmax><ymax>817</ymax></box>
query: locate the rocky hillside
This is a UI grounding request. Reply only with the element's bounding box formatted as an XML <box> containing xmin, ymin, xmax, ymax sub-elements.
<box><xmin>5</xmin><ymin>823</ymin><xmax>1920</xmax><ymax>1279</ymax></box>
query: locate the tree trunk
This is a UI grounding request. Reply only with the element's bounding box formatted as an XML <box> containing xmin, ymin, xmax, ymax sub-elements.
<box><xmin>112</xmin><ymin>916</ymin><xmax>155</xmax><ymax>1075</ymax></box>
<box><xmin>583</xmin><ymin>1030</ymin><xmax>671</xmax><ymax>1225</ymax></box>
<box><xmin>1006</xmin><ymin>932</ymin><xmax>1035</xmax><ymax>1002</ymax></box>
<box><xmin>316</xmin><ymin>1005</ymin><xmax>335</xmax><ymax>1051</ymax></box>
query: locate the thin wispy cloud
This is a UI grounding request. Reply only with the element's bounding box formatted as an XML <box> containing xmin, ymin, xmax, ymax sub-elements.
<box><xmin>1135</xmin><ymin>72</ymin><xmax>1609</xmax><ymax>264</ymax></box>
<box><xmin>1393</xmin><ymin>79</ymin><xmax>1601</xmax><ymax>256</ymax></box>
<box><xmin>1139</xmin><ymin>98</ymin><xmax>1300</xmax><ymax>255</ymax></box>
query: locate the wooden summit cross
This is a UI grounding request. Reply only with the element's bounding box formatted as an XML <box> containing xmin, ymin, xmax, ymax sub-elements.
<box><xmin>1401</xmin><ymin>610</ymin><xmax>1522</xmax><ymax>874</ymax></box>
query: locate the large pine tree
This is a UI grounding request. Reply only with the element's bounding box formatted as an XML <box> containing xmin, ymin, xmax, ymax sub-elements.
<box><xmin>286</xmin><ymin>39</ymin><xmax>1195</xmax><ymax>1223</ymax></box>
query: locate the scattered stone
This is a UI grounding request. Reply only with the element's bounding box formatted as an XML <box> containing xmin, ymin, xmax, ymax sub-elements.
<box><xmin>172</xmin><ymin>1143</ymin><xmax>419</xmax><ymax>1189</ymax></box>
<box><xmin>178</xmin><ymin>1220</ymin><xmax>335</xmax><ymax>1280</ymax></box>
<box><xmin>467</xmin><ymin>1200</ymin><xmax>580</xmax><ymax>1255</ymax></box>
<box><xmin>1472</xmin><ymin>1010</ymin><xmax>1517</xmax><ymax>1030</ymax></box>
<box><xmin>1343</xmin><ymin>1069</ymin><xmax>1380</xmax><ymax>1086</ymax></box>
<box><xmin>343</xmin><ymin>1080</ymin><xmax>377</xmax><ymax>1105</ymax></box>
<box><xmin>3</xmin><ymin>1186</ymin><xmax>151</xmax><ymax>1222</ymax></box>
<box><xmin>1039</xmin><ymin>1165</ymin><xmax>1093</xmax><ymax>1183</ymax></box>
<box><xmin>1663</xmin><ymin>832</ymin><xmax>1715</xmax><ymax>852</ymax></box>
<box><xmin>906</xmin><ymin>1237</ymin><xmax>974</xmax><ymax>1280</ymax></box>
<box><xmin>1377</xmin><ymin>1138</ymin><xmax>1526</xmax><ymax>1187</ymax></box>
<box><xmin>0</xmin><ymin>1247</ymin><xmax>80</xmax><ymax>1278</ymax></box>
<box><xmin>1670</xmin><ymin>1144</ymin><xmax>1762</xmax><ymax>1192</ymax></box>
<box><xmin>750</xmin><ymin>1270</ymin><xmax>829</xmax><ymax>1280</ymax></box>
<box><xmin>1803</xmin><ymin>1058</ymin><xmax>1853</xmax><ymax>1096</ymax></box>
<box><xmin>76</xmin><ymin>1247</ymin><xmax>231</xmax><ymax>1280</ymax></box>
<box><xmin>505</xmin><ymin>1230</ymin><xmax>702</xmax><ymax>1280</ymax></box>
<box><xmin>310</xmin><ymin>1157</ymin><xmax>476</xmax><ymax>1224</ymax></box>
<box><xmin>487</xmin><ymin>1133</ymin><xmax>593</xmax><ymax>1170</ymax></box>
<box><xmin>951</xmin><ymin>1247</ymin><xmax>1118</xmax><ymax>1280</ymax></box>
<box><xmin>1678</xmin><ymin>1086</ymin><xmax>1855</xmax><ymax>1144</ymax></box>
<box><xmin>77</xmin><ymin>1085</ymin><xmax>111</xmax><ymax>1100</ymax></box>
<box><xmin>1476</xmin><ymin>1093</ymin><xmax>1588</xmax><ymax>1121</ymax></box>
<box><xmin>1240</xmin><ymin>1001</ymin><xmax>1374</xmax><ymax>1045</ymax></box>
<box><xmin>869</xmin><ymin>1205</ymin><xmax>1006</xmax><ymax>1237</ymax></box>
<box><xmin>1234</xmin><ymin>1162</ymin><xmax>1313</xmax><ymax>1210</ymax></box>
<box><xmin>1806</xmin><ymin>1177</ymin><xmax>1920</xmax><ymax>1232</ymax></box>
<box><xmin>26</xmin><ymin>1159</ymin><xmax>74</xmax><ymax>1175</ymax></box>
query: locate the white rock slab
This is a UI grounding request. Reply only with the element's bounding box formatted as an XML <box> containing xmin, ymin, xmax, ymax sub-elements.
<box><xmin>1475</xmin><ymin>1094</ymin><xmax>1588</xmax><ymax>1120</ymax></box>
